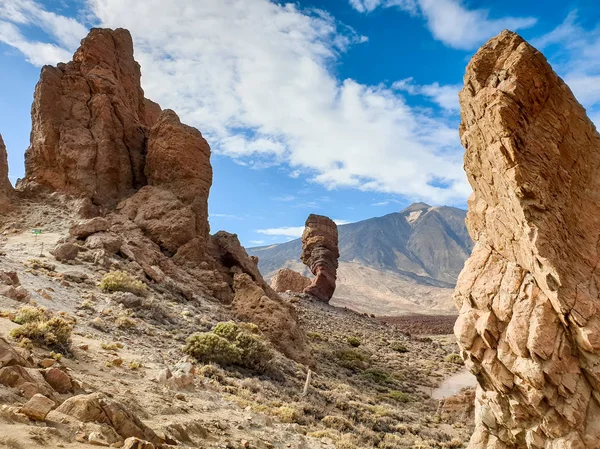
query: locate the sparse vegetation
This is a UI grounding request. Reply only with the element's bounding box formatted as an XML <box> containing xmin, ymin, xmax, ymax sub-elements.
<box><xmin>99</xmin><ymin>271</ymin><xmax>147</xmax><ymax>296</ymax></box>
<box><xmin>347</xmin><ymin>336</ymin><xmax>361</xmax><ymax>347</ymax></box>
<box><xmin>445</xmin><ymin>353</ymin><xmax>463</xmax><ymax>365</ymax></box>
<box><xmin>10</xmin><ymin>306</ymin><xmax>74</xmax><ymax>353</ymax></box>
<box><xmin>390</xmin><ymin>341</ymin><xmax>409</xmax><ymax>353</ymax></box>
<box><xmin>184</xmin><ymin>321</ymin><xmax>273</xmax><ymax>372</ymax></box>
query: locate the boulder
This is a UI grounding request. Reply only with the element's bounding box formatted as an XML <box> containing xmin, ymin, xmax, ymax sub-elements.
<box><xmin>301</xmin><ymin>214</ymin><xmax>339</xmax><ymax>302</ymax></box>
<box><xmin>43</xmin><ymin>367</ymin><xmax>73</xmax><ymax>394</ymax></box>
<box><xmin>23</xmin><ymin>28</ymin><xmax>161</xmax><ymax>206</ymax></box>
<box><xmin>0</xmin><ymin>133</ymin><xmax>13</xmax><ymax>213</ymax></box>
<box><xmin>52</xmin><ymin>393</ymin><xmax>161</xmax><ymax>445</ymax></box>
<box><xmin>0</xmin><ymin>337</ymin><xmax>31</xmax><ymax>368</ymax></box>
<box><xmin>270</xmin><ymin>268</ymin><xmax>311</xmax><ymax>293</ymax></box>
<box><xmin>51</xmin><ymin>242</ymin><xmax>80</xmax><ymax>262</ymax></box>
<box><xmin>0</xmin><ymin>365</ymin><xmax>56</xmax><ymax>399</ymax></box>
<box><xmin>123</xmin><ymin>437</ymin><xmax>155</xmax><ymax>449</ymax></box>
<box><xmin>70</xmin><ymin>217</ymin><xmax>110</xmax><ymax>239</ymax></box>
<box><xmin>85</xmin><ymin>232</ymin><xmax>123</xmax><ymax>254</ymax></box>
<box><xmin>455</xmin><ymin>30</ymin><xmax>600</xmax><ymax>448</ymax></box>
<box><xmin>19</xmin><ymin>393</ymin><xmax>55</xmax><ymax>421</ymax></box>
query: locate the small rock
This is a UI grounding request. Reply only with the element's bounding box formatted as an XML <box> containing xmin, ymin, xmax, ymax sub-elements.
<box><xmin>78</xmin><ymin>344</ymin><xmax>89</xmax><ymax>351</ymax></box>
<box><xmin>43</xmin><ymin>367</ymin><xmax>73</xmax><ymax>394</ymax></box>
<box><xmin>122</xmin><ymin>437</ymin><xmax>155</xmax><ymax>449</ymax></box>
<box><xmin>19</xmin><ymin>393</ymin><xmax>55</xmax><ymax>421</ymax></box>
<box><xmin>38</xmin><ymin>358</ymin><xmax>56</xmax><ymax>368</ymax></box>
<box><xmin>63</xmin><ymin>271</ymin><xmax>88</xmax><ymax>283</ymax></box>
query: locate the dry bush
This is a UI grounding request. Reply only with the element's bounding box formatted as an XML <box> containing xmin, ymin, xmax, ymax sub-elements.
<box><xmin>99</xmin><ymin>271</ymin><xmax>147</xmax><ymax>296</ymax></box>
<box><xmin>10</xmin><ymin>306</ymin><xmax>74</xmax><ymax>353</ymax></box>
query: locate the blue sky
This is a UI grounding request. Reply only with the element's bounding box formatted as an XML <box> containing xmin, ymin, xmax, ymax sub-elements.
<box><xmin>1</xmin><ymin>0</ymin><xmax>600</xmax><ymax>246</ymax></box>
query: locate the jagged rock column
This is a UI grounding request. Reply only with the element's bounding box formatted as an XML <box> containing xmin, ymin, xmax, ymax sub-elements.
<box><xmin>24</xmin><ymin>28</ymin><xmax>161</xmax><ymax>206</ymax></box>
<box><xmin>301</xmin><ymin>214</ymin><xmax>339</xmax><ymax>301</ymax></box>
<box><xmin>454</xmin><ymin>30</ymin><xmax>600</xmax><ymax>448</ymax></box>
<box><xmin>0</xmin><ymin>134</ymin><xmax>13</xmax><ymax>213</ymax></box>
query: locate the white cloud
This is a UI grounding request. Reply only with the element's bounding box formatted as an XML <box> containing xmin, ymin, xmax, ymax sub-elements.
<box><xmin>2</xmin><ymin>0</ymin><xmax>472</xmax><ymax>204</ymax></box>
<box><xmin>533</xmin><ymin>11</ymin><xmax>600</xmax><ymax>113</ymax></box>
<box><xmin>349</xmin><ymin>0</ymin><xmax>417</xmax><ymax>14</ymax></box>
<box><xmin>392</xmin><ymin>77</ymin><xmax>460</xmax><ymax>111</ymax></box>
<box><xmin>350</xmin><ymin>0</ymin><xmax>537</xmax><ymax>50</ymax></box>
<box><xmin>257</xmin><ymin>226</ymin><xmax>305</xmax><ymax>238</ymax></box>
<box><xmin>249</xmin><ymin>240</ymin><xmax>266</xmax><ymax>245</ymax></box>
<box><xmin>257</xmin><ymin>219</ymin><xmax>351</xmax><ymax>238</ymax></box>
<box><xmin>0</xmin><ymin>0</ymin><xmax>88</xmax><ymax>65</ymax></box>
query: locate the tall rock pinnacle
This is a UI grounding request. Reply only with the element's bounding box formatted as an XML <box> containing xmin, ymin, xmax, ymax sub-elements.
<box><xmin>301</xmin><ymin>214</ymin><xmax>339</xmax><ymax>302</ymax></box>
<box><xmin>24</xmin><ymin>28</ymin><xmax>161</xmax><ymax>207</ymax></box>
<box><xmin>454</xmin><ymin>30</ymin><xmax>600</xmax><ymax>448</ymax></box>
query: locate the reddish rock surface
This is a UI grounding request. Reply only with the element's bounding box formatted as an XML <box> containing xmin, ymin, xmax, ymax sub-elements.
<box><xmin>455</xmin><ymin>30</ymin><xmax>600</xmax><ymax>448</ymax></box>
<box><xmin>270</xmin><ymin>268</ymin><xmax>311</xmax><ymax>293</ymax></box>
<box><xmin>24</xmin><ymin>28</ymin><xmax>161</xmax><ymax>206</ymax></box>
<box><xmin>146</xmin><ymin>109</ymin><xmax>212</xmax><ymax>244</ymax></box>
<box><xmin>0</xmin><ymin>133</ymin><xmax>13</xmax><ymax>213</ymax></box>
<box><xmin>301</xmin><ymin>214</ymin><xmax>339</xmax><ymax>302</ymax></box>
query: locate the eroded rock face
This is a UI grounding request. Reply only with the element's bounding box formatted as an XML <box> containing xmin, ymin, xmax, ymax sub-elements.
<box><xmin>270</xmin><ymin>268</ymin><xmax>311</xmax><ymax>293</ymax></box>
<box><xmin>455</xmin><ymin>30</ymin><xmax>600</xmax><ymax>448</ymax></box>
<box><xmin>24</xmin><ymin>28</ymin><xmax>160</xmax><ymax>206</ymax></box>
<box><xmin>301</xmin><ymin>214</ymin><xmax>339</xmax><ymax>302</ymax></box>
<box><xmin>0</xmin><ymin>134</ymin><xmax>13</xmax><ymax>213</ymax></box>
<box><xmin>146</xmin><ymin>109</ymin><xmax>212</xmax><ymax>245</ymax></box>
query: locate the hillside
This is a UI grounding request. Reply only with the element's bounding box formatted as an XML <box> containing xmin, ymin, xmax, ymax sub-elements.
<box><xmin>248</xmin><ymin>203</ymin><xmax>473</xmax><ymax>315</ymax></box>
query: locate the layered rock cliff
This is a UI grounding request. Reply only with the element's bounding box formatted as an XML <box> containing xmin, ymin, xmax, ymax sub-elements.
<box><xmin>455</xmin><ymin>30</ymin><xmax>600</xmax><ymax>448</ymax></box>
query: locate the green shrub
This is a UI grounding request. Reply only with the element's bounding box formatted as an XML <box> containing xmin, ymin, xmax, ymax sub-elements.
<box><xmin>335</xmin><ymin>349</ymin><xmax>370</xmax><ymax>371</ymax></box>
<box><xmin>361</xmin><ymin>368</ymin><xmax>394</xmax><ymax>385</ymax></box>
<box><xmin>445</xmin><ymin>353</ymin><xmax>464</xmax><ymax>365</ymax></box>
<box><xmin>387</xmin><ymin>390</ymin><xmax>411</xmax><ymax>403</ymax></box>
<box><xmin>390</xmin><ymin>341</ymin><xmax>408</xmax><ymax>353</ymax></box>
<box><xmin>346</xmin><ymin>336</ymin><xmax>361</xmax><ymax>347</ymax></box>
<box><xmin>184</xmin><ymin>321</ymin><xmax>273</xmax><ymax>372</ymax></box>
<box><xmin>99</xmin><ymin>271</ymin><xmax>147</xmax><ymax>296</ymax></box>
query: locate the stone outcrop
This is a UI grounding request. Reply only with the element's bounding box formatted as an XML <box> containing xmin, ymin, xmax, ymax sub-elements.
<box><xmin>23</xmin><ymin>27</ymin><xmax>310</xmax><ymax>366</ymax></box>
<box><xmin>454</xmin><ymin>30</ymin><xmax>600</xmax><ymax>448</ymax></box>
<box><xmin>24</xmin><ymin>28</ymin><xmax>161</xmax><ymax>207</ymax></box>
<box><xmin>270</xmin><ymin>268</ymin><xmax>311</xmax><ymax>293</ymax></box>
<box><xmin>0</xmin><ymin>133</ymin><xmax>13</xmax><ymax>213</ymax></box>
<box><xmin>301</xmin><ymin>214</ymin><xmax>339</xmax><ymax>302</ymax></box>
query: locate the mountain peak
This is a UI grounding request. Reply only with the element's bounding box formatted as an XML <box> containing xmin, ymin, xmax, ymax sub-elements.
<box><xmin>401</xmin><ymin>202</ymin><xmax>432</xmax><ymax>213</ymax></box>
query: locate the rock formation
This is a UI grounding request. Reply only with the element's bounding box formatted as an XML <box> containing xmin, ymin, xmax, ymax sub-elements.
<box><xmin>24</xmin><ymin>28</ymin><xmax>160</xmax><ymax>207</ymax></box>
<box><xmin>0</xmin><ymin>133</ymin><xmax>13</xmax><ymax>213</ymax></box>
<box><xmin>454</xmin><ymin>30</ymin><xmax>600</xmax><ymax>448</ymax></box>
<box><xmin>23</xmin><ymin>27</ymin><xmax>310</xmax><ymax>365</ymax></box>
<box><xmin>270</xmin><ymin>268</ymin><xmax>311</xmax><ymax>293</ymax></box>
<box><xmin>301</xmin><ymin>214</ymin><xmax>339</xmax><ymax>302</ymax></box>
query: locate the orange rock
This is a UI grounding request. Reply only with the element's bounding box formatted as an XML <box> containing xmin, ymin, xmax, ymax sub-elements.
<box><xmin>301</xmin><ymin>214</ymin><xmax>339</xmax><ymax>302</ymax></box>
<box><xmin>455</xmin><ymin>30</ymin><xmax>600</xmax><ymax>448</ymax></box>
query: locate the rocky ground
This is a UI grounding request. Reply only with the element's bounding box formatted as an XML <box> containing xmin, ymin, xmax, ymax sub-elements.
<box><xmin>0</xmin><ymin>193</ymin><xmax>473</xmax><ymax>449</ymax></box>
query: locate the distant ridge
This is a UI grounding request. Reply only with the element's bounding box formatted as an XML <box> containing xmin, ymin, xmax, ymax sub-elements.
<box><xmin>248</xmin><ymin>203</ymin><xmax>473</xmax><ymax>315</ymax></box>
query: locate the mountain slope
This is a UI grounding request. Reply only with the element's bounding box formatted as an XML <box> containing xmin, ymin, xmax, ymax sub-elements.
<box><xmin>248</xmin><ymin>203</ymin><xmax>473</xmax><ymax>315</ymax></box>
